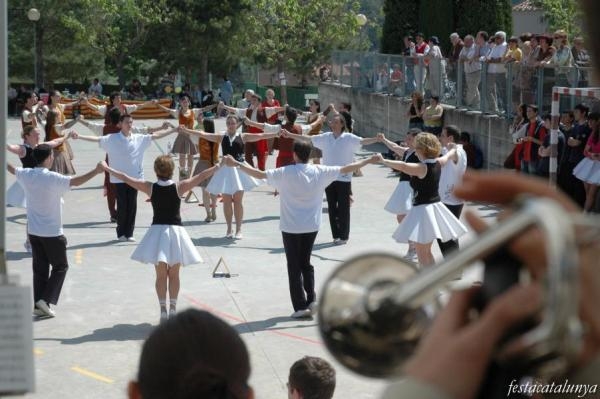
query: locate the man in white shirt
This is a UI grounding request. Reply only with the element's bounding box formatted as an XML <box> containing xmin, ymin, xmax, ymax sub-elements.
<box><xmin>8</xmin><ymin>144</ymin><xmax>103</xmax><ymax>317</ymax></box>
<box><xmin>484</xmin><ymin>31</ymin><xmax>508</xmax><ymax>114</ymax></box>
<box><xmin>73</xmin><ymin>114</ymin><xmax>175</xmax><ymax>241</ymax></box>
<box><xmin>88</xmin><ymin>78</ymin><xmax>103</xmax><ymax>97</ymax></box>
<box><xmin>459</xmin><ymin>35</ymin><xmax>481</xmax><ymax>107</ymax></box>
<box><xmin>288</xmin><ymin>113</ymin><xmax>379</xmax><ymax>245</ymax></box>
<box><xmin>223</xmin><ymin>141</ymin><xmax>378</xmax><ymax>318</ymax></box>
<box><xmin>437</xmin><ymin>125</ymin><xmax>468</xmax><ymax>256</ymax></box>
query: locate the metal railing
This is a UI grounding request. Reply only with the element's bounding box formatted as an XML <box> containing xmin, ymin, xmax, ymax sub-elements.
<box><xmin>330</xmin><ymin>50</ymin><xmax>595</xmax><ymax>116</ymax></box>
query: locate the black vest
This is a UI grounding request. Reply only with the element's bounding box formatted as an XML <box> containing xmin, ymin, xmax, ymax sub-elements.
<box><xmin>151</xmin><ymin>183</ymin><xmax>182</xmax><ymax>226</ymax></box>
<box><xmin>400</xmin><ymin>150</ymin><xmax>420</xmax><ymax>182</ymax></box>
<box><xmin>221</xmin><ymin>134</ymin><xmax>245</xmax><ymax>162</ymax></box>
<box><xmin>21</xmin><ymin>145</ymin><xmax>36</xmax><ymax>168</ymax></box>
<box><xmin>411</xmin><ymin>161</ymin><xmax>441</xmax><ymax>206</ymax></box>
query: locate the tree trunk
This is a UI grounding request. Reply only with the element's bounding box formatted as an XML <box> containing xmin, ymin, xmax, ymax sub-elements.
<box><xmin>116</xmin><ymin>55</ymin><xmax>126</xmax><ymax>89</ymax></box>
<box><xmin>277</xmin><ymin>61</ymin><xmax>288</xmax><ymax>105</ymax></box>
<box><xmin>200</xmin><ymin>54</ymin><xmax>208</xmax><ymax>89</ymax></box>
<box><xmin>35</xmin><ymin>24</ymin><xmax>44</xmax><ymax>89</ymax></box>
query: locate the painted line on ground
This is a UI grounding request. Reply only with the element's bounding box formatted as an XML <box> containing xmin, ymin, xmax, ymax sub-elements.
<box><xmin>183</xmin><ymin>294</ymin><xmax>322</xmax><ymax>346</ymax></box>
<box><xmin>33</xmin><ymin>348</ymin><xmax>44</xmax><ymax>356</ymax></box>
<box><xmin>70</xmin><ymin>366</ymin><xmax>114</xmax><ymax>384</ymax></box>
<box><xmin>74</xmin><ymin>249</ymin><xmax>83</xmax><ymax>265</ymax></box>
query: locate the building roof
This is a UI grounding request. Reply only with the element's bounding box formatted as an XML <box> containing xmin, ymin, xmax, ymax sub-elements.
<box><xmin>513</xmin><ymin>0</ymin><xmax>542</xmax><ymax>12</ymax></box>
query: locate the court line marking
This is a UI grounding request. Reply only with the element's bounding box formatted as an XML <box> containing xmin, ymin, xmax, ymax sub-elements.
<box><xmin>70</xmin><ymin>366</ymin><xmax>114</xmax><ymax>384</ymax></box>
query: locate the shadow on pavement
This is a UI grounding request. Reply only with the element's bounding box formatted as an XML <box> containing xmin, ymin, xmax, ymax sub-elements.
<box><xmin>35</xmin><ymin>323</ymin><xmax>154</xmax><ymax>344</ymax></box>
<box><xmin>232</xmin><ymin>316</ymin><xmax>317</xmax><ymax>335</ymax></box>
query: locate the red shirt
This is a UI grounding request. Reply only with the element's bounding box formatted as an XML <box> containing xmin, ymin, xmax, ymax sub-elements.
<box><xmin>523</xmin><ymin>121</ymin><xmax>547</xmax><ymax>162</ymax></box>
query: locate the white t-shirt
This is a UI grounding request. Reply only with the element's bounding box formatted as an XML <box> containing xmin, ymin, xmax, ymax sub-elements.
<box><xmin>266</xmin><ymin>164</ymin><xmax>342</xmax><ymax>233</ymax></box>
<box><xmin>438</xmin><ymin>145</ymin><xmax>468</xmax><ymax>205</ymax></box>
<box><xmin>99</xmin><ymin>132</ymin><xmax>152</xmax><ymax>183</ymax></box>
<box><xmin>16</xmin><ymin>167</ymin><xmax>71</xmax><ymax>237</ymax></box>
<box><xmin>311</xmin><ymin>132</ymin><xmax>362</xmax><ymax>182</ymax></box>
<box><xmin>85</xmin><ymin>122</ymin><xmax>149</xmax><ymax>136</ymax></box>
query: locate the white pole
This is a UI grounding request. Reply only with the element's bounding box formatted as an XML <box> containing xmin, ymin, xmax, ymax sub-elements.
<box><xmin>1</xmin><ymin>0</ymin><xmax>8</xmax><ymax>278</ymax></box>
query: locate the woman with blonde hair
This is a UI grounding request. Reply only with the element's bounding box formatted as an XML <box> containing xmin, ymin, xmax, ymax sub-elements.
<box><xmin>376</xmin><ymin>132</ymin><xmax>467</xmax><ymax>266</ymax></box>
<box><xmin>100</xmin><ymin>155</ymin><xmax>219</xmax><ymax>322</ymax></box>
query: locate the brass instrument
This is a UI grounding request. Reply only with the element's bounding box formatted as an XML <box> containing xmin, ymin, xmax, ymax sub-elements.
<box><xmin>318</xmin><ymin>197</ymin><xmax>594</xmax><ymax>380</ymax></box>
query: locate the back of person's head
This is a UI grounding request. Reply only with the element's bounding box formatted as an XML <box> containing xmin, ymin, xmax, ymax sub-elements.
<box><xmin>459</xmin><ymin>131</ymin><xmax>471</xmax><ymax>143</ymax></box>
<box><xmin>288</xmin><ymin>356</ymin><xmax>336</xmax><ymax>399</ymax></box>
<box><xmin>293</xmin><ymin>141</ymin><xmax>313</xmax><ymax>164</ymax></box>
<box><xmin>340</xmin><ymin>102</ymin><xmax>351</xmax><ymax>112</ymax></box>
<box><xmin>203</xmin><ymin>118</ymin><xmax>215</xmax><ymax>133</ymax></box>
<box><xmin>33</xmin><ymin>144</ymin><xmax>52</xmax><ymax>166</ymax></box>
<box><xmin>109</xmin><ymin>107</ymin><xmax>122</xmax><ymax>125</ymax></box>
<box><xmin>285</xmin><ymin>106</ymin><xmax>298</xmax><ymax>124</ymax></box>
<box><xmin>542</xmin><ymin>113</ymin><xmax>552</xmax><ymax>122</ymax></box>
<box><xmin>443</xmin><ymin>125</ymin><xmax>460</xmax><ymax>142</ymax></box>
<box><xmin>130</xmin><ymin>309</ymin><xmax>252</xmax><ymax>399</ymax></box>
<box><xmin>109</xmin><ymin>91</ymin><xmax>120</xmax><ymax>105</ymax></box>
<box><xmin>339</xmin><ymin>110</ymin><xmax>352</xmax><ymax>133</ymax></box>
<box><xmin>574</xmin><ymin>103</ymin><xmax>589</xmax><ymax>116</ymax></box>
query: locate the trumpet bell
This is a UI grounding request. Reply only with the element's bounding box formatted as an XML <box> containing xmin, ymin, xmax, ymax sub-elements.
<box><xmin>318</xmin><ymin>253</ymin><xmax>429</xmax><ymax>378</ymax></box>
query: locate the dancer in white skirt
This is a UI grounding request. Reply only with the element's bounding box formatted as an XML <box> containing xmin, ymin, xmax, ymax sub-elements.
<box><xmin>178</xmin><ymin>115</ymin><xmax>279</xmax><ymax>239</ymax></box>
<box><xmin>378</xmin><ymin>129</ymin><xmax>421</xmax><ymax>258</ymax></box>
<box><xmin>573</xmin><ymin>121</ymin><xmax>600</xmax><ymax>212</ymax></box>
<box><xmin>100</xmin><ymin>155</ymin><xmax>219</xmax><ymax>322</ymax></box>
<box><xmin>375</xmin><ymin>132</ymin><xmax>468</xmax><ymax>267</ymax></box>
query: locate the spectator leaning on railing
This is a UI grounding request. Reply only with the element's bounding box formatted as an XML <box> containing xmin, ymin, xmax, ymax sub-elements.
<box><xmin>483</xmin><ymin>31</ymin><xmax>507</xmax><ymax>114</ymax></box>
<box><xmin>459</xmin><ymin>35</ymin><xmax>481</xmax><ymax>108</ymax></box>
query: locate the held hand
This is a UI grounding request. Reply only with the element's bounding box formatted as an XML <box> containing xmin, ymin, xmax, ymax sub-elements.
<box><xmin>70</xmin><ymin>131</ymin><xmax>79</xmax><ymax>140</ymax></box>
<box><xmin>447</xmin><ymin>142</ymin><xmax>457</xmax><ymax>150</ymax></box>
<box><xmin>96</xmin><ymin>161</ymin><xmax>106</xmax><ymax>174</ymax></box>
<box><xmin>152</xmin><ymin>99</ymin><xmax>158</xmax><ymax>104</ymax></box>
<box><xmin>177</xmin><ymin>125</ymin><xmax>186</xmax><ymax>134</ymax></box>
<box><xmin>372</xmin><ymin>153</ymin><xmax>384</xmax><ymax>163</ymax></box>
<box><xmin>222</xmin><ymin>155</ymin><xmax>237</xmax><ymax>167</ymax></box>
<box><xmin>161</xmin><ymin>121</ymin><xmax>170</xmax><ymax>130</ymax></box>
<box><xmin>376</xmin><ymin>132</ymin><xmax>385</xmax><ymax>142</ymax></box>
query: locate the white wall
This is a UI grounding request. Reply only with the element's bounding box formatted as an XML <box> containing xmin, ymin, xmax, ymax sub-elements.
<box><xmin>513</xmin><ymin>10</ymin><xmax>548</xmax><ymax>35</ymax></box>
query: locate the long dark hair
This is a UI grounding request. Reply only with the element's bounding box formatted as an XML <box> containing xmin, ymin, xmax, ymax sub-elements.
<box><xmin>45</xmin><ymin>110</ymin><xmax>59</xmax><ymax>142</ymax></box>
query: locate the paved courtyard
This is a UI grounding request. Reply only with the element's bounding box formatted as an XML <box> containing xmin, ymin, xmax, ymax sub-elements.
<box><xmin>4</xmin><ymin>116</ymin><xmax>493</xmax><ymax>399</ymax></box>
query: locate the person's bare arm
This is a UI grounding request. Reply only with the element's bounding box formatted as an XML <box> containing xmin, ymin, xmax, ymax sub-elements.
<box><xmin>241</xmin><ymin>131</ymin><xmax>279</xmax><ymax>143</ymax></box>
<box><xmin>7</xmin><ymin>162</ymin><xmax>16</xmax><ymax>175</ymax></box>
<box><xmin>178</xmin><ymin>164</ymin><xmax>220</xmax><ymax>193</ymax></box>
<box><xmin>71</xmin><ymin>131</ymin><xmax>101</xmax><ymax>143</ymax></box>
<box><xmin>222</xmin><ymin>155</ymin><xmax>267</xmax><ymax>179</ymax></box>
<box><xmin>7</xmin><ymin>144</ymin><xmax>26</xmax><ymax>158</ymax></box>
<box><xmin>179</xmin><ymin>126</ymin><xmax>223</xmax><ymax>143</ymax></box>
<box><xmin>70</xmin><ymin>162</ymin><xmax>104</xmax><ymax>187</ymax></box>
<box><xmin>98</xmin><ymin>161</ymin><xmax>152</xmax><ymax>196</ymax></box>
<box><xmin>150</xmin><ymin>127</ymin><xmax>178</xmax><ymax>141</ymax></box>
<box><xmin>339</xmin><ymin>155</ymin><xmax>379</xmax><ymax>175</ymax></box>
<box><xmin>437</xmin><ymin>146</ymin><xmax>458</xmax><ymax>166</ymax></box>
<box><xmin>375</xmin><ymin>153</ymin><xmax>427</xmax><ymax>178</ymax></box>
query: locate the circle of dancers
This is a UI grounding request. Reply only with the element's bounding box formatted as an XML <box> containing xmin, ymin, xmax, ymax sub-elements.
<box><xmin>7</xmin><ymin>94</ymin><xmax>600</xmax><ymax>323</ymax></box>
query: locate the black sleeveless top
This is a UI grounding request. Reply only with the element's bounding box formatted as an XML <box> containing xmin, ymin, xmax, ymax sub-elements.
<box><xmin>399</xmin><ymin>150</ymin><xmax>420</xmax><ymax>182</ymax></box>
<box><xmin>20</xmin><ymin>145</ymin><xmax>36</xmax><ymax>168</ymax></box>
<box><xmin>411</xmin><ymin>161</ymin><xmax>441</xmax><ymax>206</ymax></box>
<box><xmin>151</xmin><ymin>182</ymin><xmax>182</xmax><ymax>226</ymax></box>
<box><xmin>222</xmin><ymin>133</ymin><xmax>245</xmax><ymax>162</ymax></box>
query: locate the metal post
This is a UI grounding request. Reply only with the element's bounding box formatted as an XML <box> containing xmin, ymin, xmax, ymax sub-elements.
<box><xmin>549</xmin><ymin>87</ymin><xmax>560</xmax><ymax>187</ymax></box>
<box><xmin>1</xmin><ymin>0</ymin><xmax>8</xmax><ymax>279</ymax></box>
<box><xmin>33</xmin><ymin>23</ymin><xmax>37</xmax><ymax>89</ymax></box>
<box><xmin>456</xmin><ymin>61</ymin><xmax>463</xmax><ymax>107</ymax></box>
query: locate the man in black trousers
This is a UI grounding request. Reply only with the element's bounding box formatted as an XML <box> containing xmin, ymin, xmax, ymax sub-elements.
<box><xmin>9</xmin><ymin>144</ymin><xmax>103</xmax><ymax>317</ymax></box>
<box><xmin>223</xmin><ymin>141</ymin><xmax>378</xmax><ymax>318</ymax></box>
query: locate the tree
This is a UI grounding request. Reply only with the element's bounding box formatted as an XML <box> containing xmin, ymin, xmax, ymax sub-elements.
<box><xmin>242</xmin><ymin>0</ymin><xmax>361</xmax><ymax>103</ymax></box>
<box><xmin>455</xmin><ymin>0</ymin><xmax>513</xmax><ymax>40</ymax></box>
<box><xmin>533</xmin><ymin>0</ymin><xmax>582</xmax><ymax>37</ymax></box>
<box><xmin>418</xmin><ymin>0</ymin><xmax>454</xmax><ymax>54</ymax></box>
<box><xmin>8</xmin><ymin>0</ymin><xmax>102</xmax><ymax>88</ymax></box>
<box><xmin>381</xmin><ymin>0</ymin><xmax>420</xmax><ymax>54</ymax></box>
